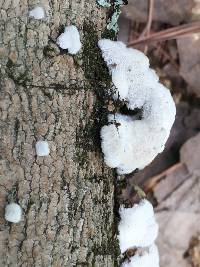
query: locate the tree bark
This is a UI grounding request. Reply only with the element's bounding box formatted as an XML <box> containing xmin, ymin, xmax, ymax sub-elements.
<box><xmin>0</xmin><ymin>1</ymin><xmax>119</xmax><ymax>266</ymax></box>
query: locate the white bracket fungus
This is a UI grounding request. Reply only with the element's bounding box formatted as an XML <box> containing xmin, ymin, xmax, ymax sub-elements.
<box><xmin>99</xmin><ymin>39</ymin><xmax>176</xmax><ymax>174</ymax></box>
<box><xmin>121</xmin><ymin>244</ymin><xmax>159</xmax><ymax>267</ymax></box>
<box><xmin>118</xmin><ymin>199</ymin><xmax>158</xmax><ymax>254</ymax></box>
<box><xmin>35</xmin><ymin>140</ymin><xmax>50</xmax><ymax>156</ymax></box>
<box><xmin>29</xmin><ymin>6</ymin><xmax>45</xmax><ymax>20</ymax></box>
<box><xmin>57</xmin><ymin>25</ymin><xmax>82</xmax><ymax>55</ymax></box>
<box><xmin>5</xmin><ymin>203</ymin><xmax>22</xmax><ymax>223</ymax></box>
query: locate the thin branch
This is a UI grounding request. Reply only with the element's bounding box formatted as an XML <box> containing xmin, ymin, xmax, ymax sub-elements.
<box><xmin>144</xmin><ymin>0</ymin><xmax>154</xmax><ymax>54</ymax></box>
<box><xmin>127</xmin><ymin>21</ymin><xmax>200</xmax><ymax>47</ymax></box>
<box><xmin>145</xmin><ymin>0</ymin><xmax>154</xmax><ymax>36</ymax></box>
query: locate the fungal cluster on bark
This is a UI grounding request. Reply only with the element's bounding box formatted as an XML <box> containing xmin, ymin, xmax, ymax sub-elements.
<box><xmin>98</xmin><ymin>39</ymin><xmax>176</xmax><ymax>266</ymax></box>
<box><xmin>35</xmin><ymin>140</ymin><xmax>50</xmax><ymax>156</ymax></box>
<box><xmin>57</xmin><ymin>25</ymin><xmax>82</xmax><ymax>54</ymax></box>
<box><xmin>2</xmin><ymin>3</ymin><xmax>175</xmax><ymax>265</ymax></box>
<box><xmin>4</xmin><ymin>140</ymin><xmax>50</xmax><ymax>223</ymax></box>
<box><xmin>5</xmin><ymin>203</ymin><xmax>22</xmax><ymax>223</ymax></box>
<box><xmin>98</xmin><ymin>39</ymin><xmax>176</xmax><ymax>175</ymax></box>
<box><xmin>119</xmin><ymin>200</ymin><xmax>159</xmax><ymax>267</ymax></box>
<box><xmin>122</xmin><ymin>244</ymin><xmax>159</xmax><ymax>267</ymax></box>
<box><xmin>29</xmin><ymin>6</ymin><xmax>45</xmax><ymax>20</ymax></box>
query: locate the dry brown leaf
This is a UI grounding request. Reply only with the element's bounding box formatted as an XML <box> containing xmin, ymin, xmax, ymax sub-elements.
<box><xmin>177</xmin><ymin>33</ymin><xmax>200</xmax><ymax>96</ymax></box>
<box><xmin>121</xmin><ymin>0</ymin><xmax>194</xmax><ymax>25</ymax></box>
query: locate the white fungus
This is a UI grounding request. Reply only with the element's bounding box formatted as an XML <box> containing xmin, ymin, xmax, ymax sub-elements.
<box><xmin>98</xmin><ymin>39</ymin><xmax>176</xmax><ymax>174</ymax></box>
<box><xmin>5</xmin><ymin>203</ymin><xmax>22</xmax><ymax>223</ymax></box>
<box><xmin>35</xmin><ymin>140</ymin><xmax>50</xmax><ymax>156</ymax></box>
<box><xmin>118</xmin><ymin>199</ymin><xmax>158</xmax><ymax>254</ymax></box>
<box><xmin>57</xmin><ymin>25</ymin><xmax>82</xmax><ymax>54</ymax></box>
<box><xmin>121</xmin><ymin>244</ymin><xmax>159</xmax><ymax>267</ymax></box>
<box><xmin>29</xmin><ymin>6</ymin><xmax>45</xmax><ymax>19</ymax></box>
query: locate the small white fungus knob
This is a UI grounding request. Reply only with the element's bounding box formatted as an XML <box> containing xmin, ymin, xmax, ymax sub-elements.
<box><xmin>35</xmin><ymin>140</ymin><xmax>50</xmax><ymax>156</ymax></box>
<box><xmin>5</xmin><ymin>203</ymin><xmax>22</xmax><ymax>223</ymax></box>
<box><xmin>29</xmin><ymin>6</ymin><xmax>45</xmax><ymax>19</ymax></box>
<box><xmin>118</xmin><ymin>199</ymin><xmax>158</xmax><ymax>253</ymax></box>
<box><xmin>57</xmin><ymin>25</ymin><xmax>82</xmax><ymax>54</ymax></box>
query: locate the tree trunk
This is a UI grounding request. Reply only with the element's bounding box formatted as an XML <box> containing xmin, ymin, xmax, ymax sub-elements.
<box><xmin>0</xmin><ymin>1</ymin><xmax>119</xmax><ymax>266</ymax></box>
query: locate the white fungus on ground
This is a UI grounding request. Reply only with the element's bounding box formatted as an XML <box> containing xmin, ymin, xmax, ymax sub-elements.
<box><xmin>121</xmin><ymin>244</ymin><xmax>159</xmax><ymax>267</ymax></box>
<box><xmin>29</xmin><ymin>6</ymin><xmax>45</xmax><ymax>19</ymax></box>
<box><xmin>57</xmin><ymin>25</ymin><xmax>82</xmax><ymax>54</ymax></box>
<box><xmin>35</xmin><ymin>140</ymin><xmax>50</xmax><ymax>156</ymax></box>
<box><xmin>98</xmin><ymin>39</ymin><xmax>176</xmax><ymax>174</ymax></box>
<box><xmin>118</xmin><ymin>199</ymin><xmax>158</xmax><ymax>254</ymax></box>
<box><xmin>5</xmin><ymin>203</ymin><xmax>22</xmax><ymax>223</ymax></box>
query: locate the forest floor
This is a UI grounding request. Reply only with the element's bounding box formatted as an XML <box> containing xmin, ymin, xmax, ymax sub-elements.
<box><xmin>118</xmin><ymin>1</ymin><xmax>200</xmax><ymax>266</ymax></box>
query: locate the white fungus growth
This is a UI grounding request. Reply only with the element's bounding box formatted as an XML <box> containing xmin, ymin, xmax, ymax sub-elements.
<box><xmin>35</xmin><ymin>140</ymin><xmax>50</xmax><ymax>156</ymax></box>
<box><xmin>57</xmin><ymin>25</ymin><xmax>82</xmax><ymax>54</ymax></box>
<box><xmin>121</xmin><ymin>244</ymin><xmax>159</xmax><ymax>267</ymax></box>
<box><xmin>118</xmin><ymin>199</ymin><xmax>158</xmax><ymax>254</ymax></box>
<box><xmin>29</xmin><ymin>6</ymin><xmax>45</xmax><ymax>19</ymax></box>
<box><xmin>5</xmin><ymin>203</ymin><xmax>22</xmax><ymax>223</ymax></box>
<box><xmin>98</xmin><ymin>39</ymin><xmax>176</xmax><ymax>174</ymax></box>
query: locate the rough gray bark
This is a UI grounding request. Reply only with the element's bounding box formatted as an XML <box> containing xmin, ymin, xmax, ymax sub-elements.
<box><xmin>0</xmin><ymin>1</ymin><xmax>119</xmax><ymax>266</ymax></box>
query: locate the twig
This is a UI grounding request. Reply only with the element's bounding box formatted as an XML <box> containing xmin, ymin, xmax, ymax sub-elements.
<box><xmin>141</xmin><ymin>0</ymin><xmax>154</xmax><ymax>53</ymax></box>
<box><xmin>145</xmin><ymin>0</ymin><xmax>154</xmax><ymax>36</ymax></box>
<box><xmin>128</xmin><ymin>21</ymin><xmax>200</xmax><ymax>47</ymax></box>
